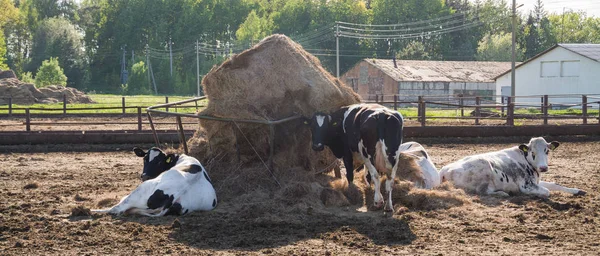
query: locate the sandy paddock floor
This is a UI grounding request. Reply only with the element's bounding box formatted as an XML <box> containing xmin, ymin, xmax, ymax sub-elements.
<box><xmin>1</xmin><ymin>137</ymin><xmax>599</xmax><ymax>255</ymax></box>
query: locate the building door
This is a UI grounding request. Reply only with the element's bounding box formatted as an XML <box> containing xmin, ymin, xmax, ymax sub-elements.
<box><xmin>501</xmin><ymin>86</ymin><xmax>511</xmax><ymax>102</ymax></box>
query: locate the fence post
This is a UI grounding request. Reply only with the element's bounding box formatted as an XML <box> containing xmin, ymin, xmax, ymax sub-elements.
<box><xmin>501</xmin><ymin>96</ymin><xmax>505</xmax><ymax>117</ymax></box>
<box><xmin>419</xmin><ymin>96</ymin><xmax>426</xmax><ymax>127</ymax></box>
<box><xmin>137</xmin><ymin>107</ymin><xmax>142</xmax><ymax>131</ymax></box>
<box><xmin>122</xmin><ymin>97</ymin><xmax>126</xmax><ymax>114</ymax></box>
<box><xmin>475</xmin><ymin>96</ymin><xmax>480</xmax><ymax>125</ymax></box>
<box><xmin>26</xmin><ymin>108</ymin><xmax>30</xmax><ymax>132</ymax></box>
<box><xmin>507</xmin><ymin>97</ymin><xmax>514</xmax><ymax>126</ymax></box>
<box><xmin>582</xmin><ymin>95</ymin><xmax>587</xmax><ymax>124</ymax></box>
<box><xmin>176</xmin><ymin>116</ymin><xmax>189</xmax><ymax>154</ymax></box>
<box><xmin>165</xmin><ymin>96</ymin><xmax>169</xmax><ymax>112</ymax></box>
<box><xmin>8</xmin><ymin>97</ymin><xmax>12</xmax><ymax>117</ymax></box>
<box><xmin>543</xmin><ymin>95</ymin><xmax>548</xmax><ymax>125</ymax></box>
<box><xmin>63</xmin><ymin>94</ymin><xmax>67</xmax><ymax>115</ymax></box>
<box><xmin>393</xmin><ymin>95</ymin><xmax>398</xmax><ymax>111</ymax></box>
<box><xmin>459</xmin><ymin>94</ymin><xmax>464</xmax><ymax>117</ymax></box>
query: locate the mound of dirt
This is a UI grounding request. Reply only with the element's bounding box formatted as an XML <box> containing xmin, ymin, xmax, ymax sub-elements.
<box><xmin>188</xmin><ymin>34</ymin><xmax>360</xmax><ymax>200</ymax></box>
<box><xmin>0</xmin><ymin>76</ymin><xmax>95</xmax><ymax>105</ymax></box>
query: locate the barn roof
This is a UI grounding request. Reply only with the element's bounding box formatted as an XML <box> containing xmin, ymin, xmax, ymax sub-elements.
<box><xmin>363</xmin><ymin>59</ymin><xmax>513</xmax><ymax>83</ymax></box>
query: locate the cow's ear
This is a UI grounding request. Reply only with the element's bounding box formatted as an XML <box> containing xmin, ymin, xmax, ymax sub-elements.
<box><xmin>519</xmin><ymin>144</ymin><xmax>529</xmax><ymax>152</ymax></box>
<box><xmin>133</xmin><ymin>147</ymin><xmax>146</xmax><ymax>157</ymax></box>
<box><xmin>549</xmin><ymin>141</ymin><xmax>560</xmax><ymax>150</ymax></box>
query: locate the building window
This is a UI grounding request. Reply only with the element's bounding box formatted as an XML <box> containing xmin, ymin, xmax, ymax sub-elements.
<box><xmin>540</xmin><ymin>61</ymin><xmax>559</xmax><ymax>77</ymax></box>
<box><xmin>561</xmin><ymin>60</ymin><xmax>580</xmax><ymax>77</ymax></box>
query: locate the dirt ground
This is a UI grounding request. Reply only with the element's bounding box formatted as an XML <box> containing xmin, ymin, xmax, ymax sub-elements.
<box><xmin>1</xmin><ymin>137</ymin><xmax>599</xmax><ymax>255</ymax></box>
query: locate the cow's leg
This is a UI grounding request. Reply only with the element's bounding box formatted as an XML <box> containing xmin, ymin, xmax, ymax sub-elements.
<box><xmin>342</xmin><ymin>152</ymin><xmax>354</xmax><ymax>183</ymax></box>
<box><xmin>384</xmin><ymin>171</ymin><xmax>396</xmax><ymax>212</ymax></box>
<box><xmin>539</xmin><ymin>181</ymin><xmax>586</xmax><ymax>196</ymax></box>
<box><xmin>521</xmin><ymin>184</ymin><xmax>551</xmax><ymax>198</ymax></box>
<box><xmin>364</xmin><ymin>161</ymin><xmax>384</xmax><ymax>208</ymax></box>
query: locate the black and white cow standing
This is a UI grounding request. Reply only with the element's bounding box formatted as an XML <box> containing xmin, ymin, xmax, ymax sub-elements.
<box><xmin>439</xmin><ymin>137</ymin><xmax>586</xmax><ymax>198</ymax></box>
<box><xmin>92</xmin><ymin>147</ymin><xmax>217</xmax><ymax>216</ymax></box>
<box><xmin>306</xmin><ymin>103</ymin><xmax>417</xmax><ymax>211</ymax></box>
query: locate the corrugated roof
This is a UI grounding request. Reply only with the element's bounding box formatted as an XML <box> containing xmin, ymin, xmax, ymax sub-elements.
<box><xmin>559</xmin><ymin>44</ymin><xmax>600</xmax><ymax>62</ymax></box>
<box><xmin>364</xmin><ymin>59</ymin><xmax>513</xmax><ymax>83</ymax></box>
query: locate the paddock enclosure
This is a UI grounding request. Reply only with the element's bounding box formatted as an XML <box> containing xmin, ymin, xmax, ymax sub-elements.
<box><xmin>1</xmin><ymin>137</ymin><xmax>599</xmax><ymax>255</ymax></box>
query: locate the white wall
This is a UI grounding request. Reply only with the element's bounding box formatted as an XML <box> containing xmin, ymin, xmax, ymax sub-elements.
<box><xmin>495</xmin><ymin>46</ymin><xmax>600</xmax><ymax>106</ymax></box>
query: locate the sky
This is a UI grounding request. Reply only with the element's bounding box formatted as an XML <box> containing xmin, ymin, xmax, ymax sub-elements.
<box><xmin>491</xmin><ymin>0</ymin><xmax>600</xmax><ymax>17</ymax></box>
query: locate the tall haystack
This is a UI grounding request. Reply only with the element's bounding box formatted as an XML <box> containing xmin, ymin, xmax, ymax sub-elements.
<box><xmin>187</xmin><ymin>34</ymin><xmax>360</xmax><ymax>199</ymax></box>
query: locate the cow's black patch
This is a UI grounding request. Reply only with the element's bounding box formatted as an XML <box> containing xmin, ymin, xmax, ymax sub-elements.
<box><xmin>203</xmin><ymin>171</ymin><xmax>212</xmax><ymax>183</ymax></box>
<box><xmin>188</xmin><ymin>165</ymin><xmax>202</xmax><ymax>174</ymax></box>
<box><xmin>165</xmin><ymin>202</ymin><xmax>182</xmax><ymax>216</ymax></box>
<box><xmin>500</xmin><ymin>178</ymin><xmax>504</xmax><ymax>182</ymax></box>
<box><xmin>212</xmin><ymin>199</ymin><xmax>217</xmax><ymax>207</ymax></box>
<box><xmin>147</xmin><ymin>189</ymin><xmax>174</xmax><ymax>210</ymax></box>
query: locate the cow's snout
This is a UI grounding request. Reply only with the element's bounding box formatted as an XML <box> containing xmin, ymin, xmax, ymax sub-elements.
<box><xmin>312</xmin><ymin>143</ymin><xmax>324</xmax><ymax>151</ymax></box>
<box><xmin>539</xmin><ymin>166</ymin><xmax>548</xmax><ymax>172</ymax></box>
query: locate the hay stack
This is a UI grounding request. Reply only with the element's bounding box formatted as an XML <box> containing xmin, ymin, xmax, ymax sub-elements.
<box><xmin>187</xmin><ymin>34</ymin><xmax>360</xmax><ymax>200</ymax></box>
<box><xmin>0</xmin><ymin>76</ymin><xmax>95</xmax><ymax>104</ymax></box>
<box><xmin>189</xmin><ymin>34</ymin><xmax>359</xmax><ymax>170</ymax></box>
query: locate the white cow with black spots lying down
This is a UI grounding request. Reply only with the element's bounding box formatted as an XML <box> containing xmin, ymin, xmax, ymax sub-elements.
<box><xmin>439</xmin><ymin>137</ymin><xmax>586</xmax><ymax>198</ymax></box>
<box><xmin>92</xmin><ymin>147</ymin><xmax>217</xmax><ymax>216</ymax></box>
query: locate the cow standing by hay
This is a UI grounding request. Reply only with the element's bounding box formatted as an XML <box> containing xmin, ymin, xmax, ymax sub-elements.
<box><xmin>306</xmin><ymin>104</ymin><xmax>430</xmax><ymax>211</ymax></box>
<box><xmin>92</xmin><ymin>147</ymin><xmax>217</xmax><ymax>216</ymax></box>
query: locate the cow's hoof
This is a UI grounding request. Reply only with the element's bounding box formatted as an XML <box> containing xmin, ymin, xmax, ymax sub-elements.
<box><xmin>575</xmin><ymin>190</ymin><xmax>587</xmax><ymax>196</ymax></box>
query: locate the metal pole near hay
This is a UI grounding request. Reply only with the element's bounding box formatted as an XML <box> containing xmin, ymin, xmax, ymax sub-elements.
<box><xmin>335</xmin><ymin>22</ymin><xmax>340</xmax><ymax>78</ymax></box>
<box><xmin>176</xmin><ymin>116</ymin><xmax>188</xmax><ymax>154</ymax></box>
<box><xmin>147</xmin><ymin>112</ymin><xmax>160</xmax><ymax>145</ymax></box>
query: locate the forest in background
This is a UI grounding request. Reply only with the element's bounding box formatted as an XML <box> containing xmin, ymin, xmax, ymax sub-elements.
<box><xmin>1</xmin><ymin>0</ymin><xmax>599</xmax><ymax>95</ymax></box>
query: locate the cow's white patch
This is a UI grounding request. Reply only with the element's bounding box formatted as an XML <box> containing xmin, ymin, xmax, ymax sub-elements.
<box><xmin>316</xmin><ymin>115</ymin><xmax>326</xmax><ymax>127</ymax></box>
<box><xmin>343</xmin><ymin>104</ymin><xmax>362</xmax><ymax>133</ymax></box>
<box><xmin>148</xmin><ymin>149</ymin><xmax>161</xmax><ymax>162</ymax></box>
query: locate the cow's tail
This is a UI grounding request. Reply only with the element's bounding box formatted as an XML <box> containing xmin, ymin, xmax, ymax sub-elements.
<box><xmin>374</xmin><ymin>112</ymin><xmax>388</xmax><ymax>172</ymax></box>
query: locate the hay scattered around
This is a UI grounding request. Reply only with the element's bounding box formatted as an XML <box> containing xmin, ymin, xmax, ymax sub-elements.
<box><xmin>70</xmin><ymin>206</ymin><xmax>92</xmax><ymax>217</ymax></box>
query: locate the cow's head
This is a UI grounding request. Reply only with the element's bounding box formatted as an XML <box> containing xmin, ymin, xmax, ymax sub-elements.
<box><xmin>518</xmin><ymin>137</ymin><xmax>560</xmax><ymax>173</ymax></box>
<box><xmin>133</xmin><ymin>147</ymin><xmax>178</xmax><ymax>181</ymax></box>
<box><xmin>303</xmin><ymin>113</ymin><xmax>340</xmax><ymax>151</ymax></box>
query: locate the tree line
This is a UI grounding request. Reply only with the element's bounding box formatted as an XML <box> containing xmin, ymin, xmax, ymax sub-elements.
<box><xmin>1</xmin><ymin>0</ymin><xmax>599</xmax><ymax>95</ymax></box>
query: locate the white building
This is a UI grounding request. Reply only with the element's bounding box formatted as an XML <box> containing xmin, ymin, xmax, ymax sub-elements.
<box><xmin>495</xmin><ymin>44</ymin><xmax>600</xmax><ymax>106</ymax></box>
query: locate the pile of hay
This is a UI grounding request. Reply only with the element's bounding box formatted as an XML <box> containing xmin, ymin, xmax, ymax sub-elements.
<box><xmin>187</xmin><ymin>34</ymin><xmax>360</xmax><ymax>200</ymax></box>
<box><xmin>0</xmin><ymin>76</ymin><xmax>94</xmax><ymax>105</ymax></box>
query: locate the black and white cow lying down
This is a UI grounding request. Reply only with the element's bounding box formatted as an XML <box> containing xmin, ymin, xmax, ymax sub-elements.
<box><xmin>439</xmin><ymin>137</ymin><xmax>586</xmax><ymax>198</ymax></box>
<box><xmin>306</xmin><ymin>103</ymin><xmax>438</xmax><ymax>211</ymax></box>
<box><xmin>92</xmin><ymin>147</ymin><xmax>217</xmax><ymax>216</ymax></box>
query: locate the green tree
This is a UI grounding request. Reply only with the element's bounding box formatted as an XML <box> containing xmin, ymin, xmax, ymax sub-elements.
<box><xmin>397</xmin><ymin>41</ymin><xmax>430</xmax><ymax>60</ymax></box>
<box><xmin>35</xmin><ymin>57</ymin><xmax>67</xmax><ymax>87</ymax></box>
<box><xmin>476</xmin><ymin>32</ymin><xmax>523</xmax><ymax>61</ymax></box>
<box><xmin>0</xmin><ymin>0</ymin><xmax>19</xmax><ymax>70</ymax></box>
<box><xmin>236</xmin><ymin>10</ymin><xmax>274</xmax><ymax>43</ymax></box>
<box><xmin>122</xmin><ymin>61</ymin><xmax>151</xmax><ymax>95</ymax></box>
<box><xmin>28</xmin><ymin>17</ymin><xmax>86</xmax><ymax>89</ymax></box>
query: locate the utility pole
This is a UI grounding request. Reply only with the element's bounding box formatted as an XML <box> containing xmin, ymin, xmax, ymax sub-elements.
<box><xmin>169</xmin><ymin>37</ymin><xmax>173</xmax><ymax>77</ymax></box>
<box><xmin>146</xmin><ymin>45</ymin><xmax>151</xmax><ymax>92</ymax></box>
<box><xmin>335</xmin><ymin>22</ymin><xmax>340</xmax><ymax>78</ymax></box>
<box><xmin>196</xmin><ymin>40</ymin><xmax>201</xmax><ymax>97</ymax></box>
<box><xmin>511</xmin><ymin>0</ymin><xmax>517</xmax><ymax>98</ymax></box>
